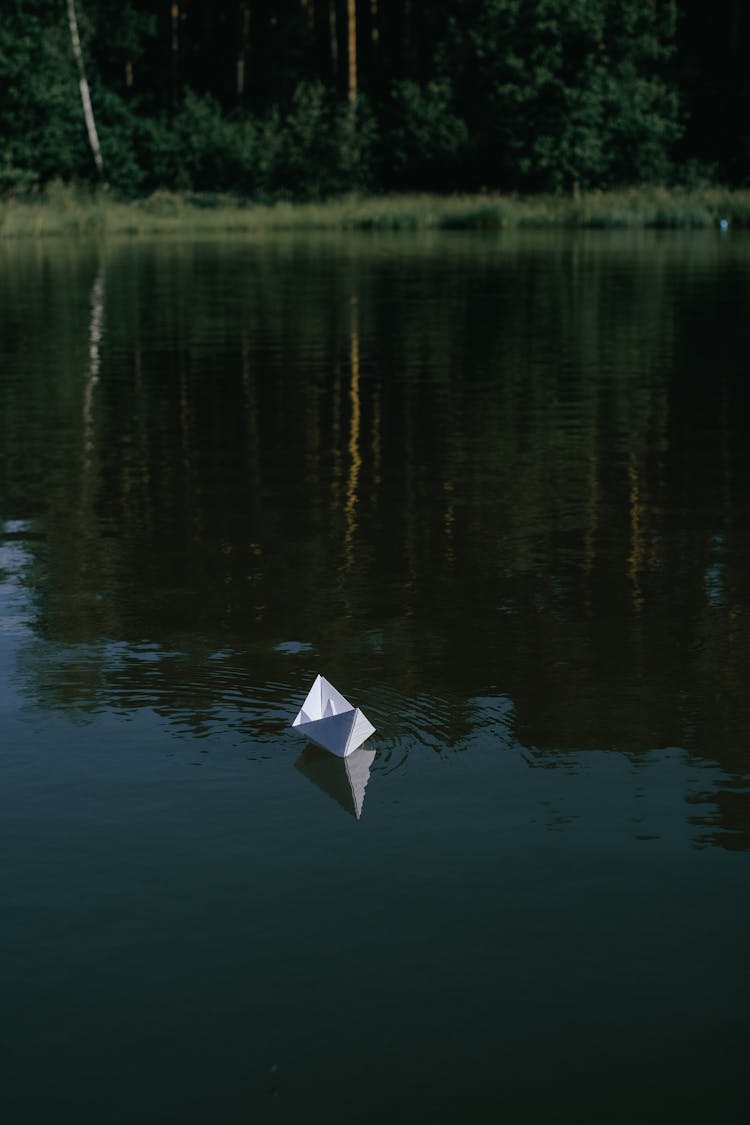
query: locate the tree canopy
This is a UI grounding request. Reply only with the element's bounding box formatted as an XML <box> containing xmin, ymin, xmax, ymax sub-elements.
<box><xmin>0</xmin><ymin>1</ymin><xmax>747</xmax><ymax>196</ymax></box>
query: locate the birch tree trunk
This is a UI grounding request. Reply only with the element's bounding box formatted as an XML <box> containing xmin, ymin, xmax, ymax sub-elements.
<box><xmin>66</xmin><ymin>0</ymin><xmax>104</xmax><ymax>178</ymax></box>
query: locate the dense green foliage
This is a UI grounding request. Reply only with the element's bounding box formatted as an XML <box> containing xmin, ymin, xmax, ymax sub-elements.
<box><xmin>0</xmin><ymin>1</ymin><xmax>747</xmax><ymax>197</ymax></box>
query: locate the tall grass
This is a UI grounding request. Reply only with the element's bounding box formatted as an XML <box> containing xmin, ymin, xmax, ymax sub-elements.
<box><xmin>1</xmin><ymin>184</ymin><xmax>749</xmax><ymax>237</ymax></box>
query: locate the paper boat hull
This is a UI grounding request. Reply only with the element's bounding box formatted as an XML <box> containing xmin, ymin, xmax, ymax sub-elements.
<box><xmin>291</xmin><ymin>674</ymin><xmax>375</xmax><ymax>757</ymax></box>
<box><xmin>294</xmin><ymin>707</ymin><xmax>374</xmax><ymax>758</ymax></box>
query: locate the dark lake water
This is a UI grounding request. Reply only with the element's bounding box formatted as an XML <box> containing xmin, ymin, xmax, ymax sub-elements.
<box><xmin>1</xmin><ymin>230</ymin><xmax>749</xmax><ymax>1123</ymax></box>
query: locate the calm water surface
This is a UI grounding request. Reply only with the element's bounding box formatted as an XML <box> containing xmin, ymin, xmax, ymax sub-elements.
<box><xmin>1</xmin><ymin>231</ymin><xmax>749</xmax><ymax>1123</ymax></box>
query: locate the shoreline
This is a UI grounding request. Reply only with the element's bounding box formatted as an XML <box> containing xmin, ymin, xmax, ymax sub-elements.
<box><xmin>1</xmin><ymin>186</ymin><xmax>748</xmax><ymax>238</ymax></box>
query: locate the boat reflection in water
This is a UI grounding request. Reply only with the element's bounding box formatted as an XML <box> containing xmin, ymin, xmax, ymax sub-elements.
<box><xmin>294</xmin><ymin>744</ymin><xmax>376</xmax><ymax>820</ymax></box>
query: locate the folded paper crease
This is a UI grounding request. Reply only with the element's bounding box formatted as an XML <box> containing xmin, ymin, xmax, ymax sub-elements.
<box><xmin>291</xmin><ymin>674</ymin><xmax>375</xmax><ymax>757</ymax></box>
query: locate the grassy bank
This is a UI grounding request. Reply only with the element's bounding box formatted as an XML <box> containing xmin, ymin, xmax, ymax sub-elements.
<box><xmin>1</xmin><ymin>185</ymin><xmax>748</xmax><ymax>237</ymax></box>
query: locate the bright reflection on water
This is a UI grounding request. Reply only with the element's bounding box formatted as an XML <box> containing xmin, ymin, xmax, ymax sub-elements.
<box><xmin>1</xmin><ymin>232</ymin><xmax>749</xmax><ymax>1124</ymax></box>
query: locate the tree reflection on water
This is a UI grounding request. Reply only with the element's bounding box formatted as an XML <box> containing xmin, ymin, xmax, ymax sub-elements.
<box><xmin>1</xmin><ymin>231</ymin><xmax>748</xmax><ymax>846</ymax></box>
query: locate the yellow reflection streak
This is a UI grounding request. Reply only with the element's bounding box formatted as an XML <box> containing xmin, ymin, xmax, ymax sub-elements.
<box><xmin>628</xmin><ymin>453</ymin><xmax>644</xmax><ymax>614</ymax></box>
<box><xmin>583</xmin><ymin>452</ymin><xmax>599</xmax><ymax>579</ymax></box>
<box><xmin>343</xmin><ymin>297</ymin><xmax>361</xmax><ymax>570</ymax></box>
<box><xmin>241</xmin><ymin>336</ymin><xmax>261</xmax><ymax>507</ymax></box>
<box><xmin>443</xmin><ymin>481</ymin><xmax>455</xmax><ymax>566</ymax></box>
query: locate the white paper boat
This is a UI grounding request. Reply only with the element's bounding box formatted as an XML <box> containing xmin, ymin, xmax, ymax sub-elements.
<box><xmin>295</xmin><ymin>745</ymin><xmax>376</xmax><ymax>819</ymax></box>
<box><xmin>291</xmin><ymin>674</ymin><xmax>375</xmax><ymax>757</ymax></box>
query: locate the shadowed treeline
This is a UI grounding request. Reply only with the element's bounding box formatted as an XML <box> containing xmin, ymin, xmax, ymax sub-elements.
<box><xmin>1</xmin><ymin>232</ymin><xmax>749</xmax><ymax>845</ymax></box>
<box><xmin>2</xmin><ymin>3</ymin><xmax>749</xmax><ymax>194</ymax></box>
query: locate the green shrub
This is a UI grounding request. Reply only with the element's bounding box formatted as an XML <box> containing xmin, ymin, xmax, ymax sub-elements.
<box><xmin>142</xmin><ymin>90</ymin><xmax>257</xmax><ymax>194</ymax></box>
<box><xmin>0</xmin><ymin>154</ymin><xmax>39</xmax><ymax>195</ymax></box>
<box><xmin>257</xmin><ymin>82</ymin><xmax>375</xmax><ymax>199</ymax></box>
<box><xmin>381</xmin><ymin>79</ymin><xmax>469</xmax><ymax>190</ymax></box>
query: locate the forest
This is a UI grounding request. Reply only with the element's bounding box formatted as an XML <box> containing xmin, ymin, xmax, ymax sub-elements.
<box><xmin>1</xmin><ymin>1</ymin><xmax>748</xmax><ymax>199</ymax></box>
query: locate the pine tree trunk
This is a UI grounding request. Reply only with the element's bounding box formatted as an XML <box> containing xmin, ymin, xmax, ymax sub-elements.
<box><xmin>170</xmin><ymin>3</ymin><xmax>180</xmax><ymax>110</ymax></box>
<box><xmin>328</xmin><ymin>1</ymin><xmax>339</xmax><ymax>80</ymax></box>
<box><xmin>66</xmin><ymin>0</ymin><xmax>104</xmax><ymax>178</ymax></box>
<box><xmin>347</xmin><ymin>0</ymin><xmax>357</xmax><ymax>104</ymax></box>
<box><xmin>237</xmin><ymin>1</ymin><xmax>251</xmax><ymax>97</ymax></box>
